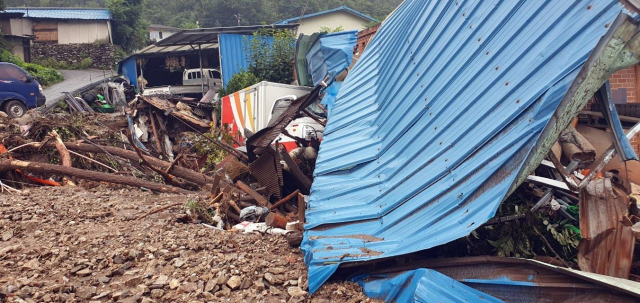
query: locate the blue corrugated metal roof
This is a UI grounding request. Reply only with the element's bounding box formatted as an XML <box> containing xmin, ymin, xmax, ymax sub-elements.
<box><xmin>219</xmin><ymin>34</ymin><xmax>274</xmax><ymax>88</ymax></box>
<box><xmin>306</xmin><ymin>30</ymin><xmax>358</xmax><ymax>86</ymax></box>
<box><xmin>302</xmin><ymin>0</ymin><xmax>630</xmax><ymax>294</ymax></box>
<box><xmin>353</xmin><ymin>269</ymin><xmax>503</xmax><ymax>303</ymax></box>
<box><xmin>5</xmin><ymin>7</ymin><xmax>111</xmax><ymax>20</ymax></box>
<box><xmin>274</xmin><ymin>6</ymin><xmax>377</xmax><ymax>25</ymax></box>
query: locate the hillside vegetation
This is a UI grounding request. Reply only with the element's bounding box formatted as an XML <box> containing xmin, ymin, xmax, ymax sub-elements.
<box><xmin>7</xmin><ymin>0</ymin><xmax>401</xmax><ymax>28</ymax></box>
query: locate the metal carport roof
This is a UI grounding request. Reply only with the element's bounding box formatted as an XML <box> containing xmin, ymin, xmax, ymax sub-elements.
<box><xmin>155</xmin><ymin>24</ymin><xmax>298</xmax><ymax>47</ymax></box>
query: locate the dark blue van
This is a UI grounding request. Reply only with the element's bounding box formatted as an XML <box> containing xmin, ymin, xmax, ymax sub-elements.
<box><xmin>0</xmin><ymin>62</ymin><xmax>46</xmax><ymax>118</ymax></box>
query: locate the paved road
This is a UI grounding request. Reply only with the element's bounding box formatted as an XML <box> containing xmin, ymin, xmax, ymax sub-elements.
<box><xmin>43</xmin><ymin>69</ymin><xmax>116</xmax><ymax>107</ymax></box>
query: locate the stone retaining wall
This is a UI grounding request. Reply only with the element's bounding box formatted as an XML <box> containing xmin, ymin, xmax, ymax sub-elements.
<box><xmin>31</xmin><ymin>42</ymin><xmax>115</xmax><ymax>69</ymax></box>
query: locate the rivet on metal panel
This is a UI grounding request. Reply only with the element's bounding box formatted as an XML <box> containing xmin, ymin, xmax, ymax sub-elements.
<box><xmin>495</xmin><ymin>66</ymin><xmax>500</xmax><ymax>70</ymax></box>
<box><xmin>516</xmin><ymin>99</ymin><xmax>521</xmax><ymax>103</ymax></box>
<box><xmin>478</xmin><ymin>38</ymin><xmax>482</xmax><ymax>42</ymax></box>
<box><xmin>505</xmin><ymin>82</ymin><xmax>510</xmax><ymax>86</ymax></box>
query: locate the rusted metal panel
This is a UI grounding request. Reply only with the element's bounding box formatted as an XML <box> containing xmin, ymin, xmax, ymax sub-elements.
<box><xmin>248</xmin><ymin>150</ymin><xmax>282</xmax><ymax>200</ymax></box>
<box><xmin>578</xmin><ymin>178</ymin><xmax>635</xmax><ymax>278</ymax></box>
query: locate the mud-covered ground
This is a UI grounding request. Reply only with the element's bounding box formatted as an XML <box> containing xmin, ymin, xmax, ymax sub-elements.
<box><xmin>0</xmin><ymin>185</ymin><xmax>375</xmax><ymax>303</ymax></box>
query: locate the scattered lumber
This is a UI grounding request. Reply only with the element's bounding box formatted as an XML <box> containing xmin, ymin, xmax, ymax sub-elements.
<box><xmin>0</xmin><ymin>159</ymin><xmax>196</xmax><ymax>194</ymax></box>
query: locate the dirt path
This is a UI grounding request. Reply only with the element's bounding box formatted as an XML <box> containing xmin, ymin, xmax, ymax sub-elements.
<box><xmin>42</xmin><ymin>70</ymin><xmax>116</xmax><ymax>108</ymax></box>
<box><xmin>0</xmin><ymin>185</ymin><xmax>372</xmax><ymax>303</ymax></box>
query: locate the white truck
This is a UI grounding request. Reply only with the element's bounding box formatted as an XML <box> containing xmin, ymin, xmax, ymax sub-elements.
<box><xmin>221</xmin><ymin>81</ymin><xmax>324</xmax><ymax>151</ymax></box>
<box><xmin>142</xmin><ymin>68</ymin><xmax>222</xmax><ymax>96</ymax></box>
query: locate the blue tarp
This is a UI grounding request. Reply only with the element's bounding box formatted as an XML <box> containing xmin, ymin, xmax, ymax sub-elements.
<box><xmin>303</xmin><ymin>0</ymin><xmax>631</xmax><ymax>294</ymax></box>
<box><xmin>353</xmin><ymin>269</ymin><xmax>503</xmax><ymax>303</ymax></box>
<box><xmin>305</xmin><ymin>31</ymin><xmax>358</xmax><ymax>86</ymax></box>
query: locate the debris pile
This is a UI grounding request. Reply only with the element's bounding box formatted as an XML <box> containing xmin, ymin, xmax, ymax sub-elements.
<box><xmin>0</xmin><ymin>86</ymin><xmax>325</xmax><ymax>240</ymax></box>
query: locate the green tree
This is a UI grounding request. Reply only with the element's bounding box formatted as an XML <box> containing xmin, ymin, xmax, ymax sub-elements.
<box><xmin>218</xmin><ymin>70</ymin><xmax>259</xmax><ymax>97</ymax></box>
<box><xmin>107</xmin><ymin>0</ymin><xmax>148</xmax><ymax>53</ymax></box>
<box><xmin>245</xmin><ymin>28</ymin><xmax>295</xmax><ymax>84</ymax></box>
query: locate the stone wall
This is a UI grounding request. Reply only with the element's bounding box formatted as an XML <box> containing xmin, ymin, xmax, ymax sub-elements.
<box><xmin>31</xmin><ymin>42</ymin><xmax>115</xmax><ymax>69</ymax></box>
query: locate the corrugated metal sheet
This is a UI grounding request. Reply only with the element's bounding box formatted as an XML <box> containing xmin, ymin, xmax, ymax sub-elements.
<box><xmin>219</xmin><ymin>34</ymin><xmax>272</xmax><ymax>88</ymax></box>
<box><xmin>303</xmin><ymin>0</ymin><xmax>633</xmax><ymax>293</ymax></box>
<box><xmin>305</xmin><ymin>31</ymin><xmax>358</xmax><ymax>86</ymax></box>
<box><xmin>274</xmin><ymin>6</ymin><xmax>377</xmax><ymax>25</ymax></box>
<box><xmin>119</xmin><ymin>57</ymin><xmax>138</xmax><ymax>89</ymax></box>
<box><xmin>353</xmin><ymin>268</ymin><xmax>502</xmax><ymax>303</ymax></box>
<box><xmin>374</xmin><ymin>257</ymin><xmax>640</xmax><ymax>302</ymax></box>
<box><xmin>5</xmin><ymin>8</ymin><xmax>111</xmax><ymax>20</ymax></box>
<box><xmin>578</xmin><ymin>178</ymin><xmax>635</xmax><ymax>278</ymax></box>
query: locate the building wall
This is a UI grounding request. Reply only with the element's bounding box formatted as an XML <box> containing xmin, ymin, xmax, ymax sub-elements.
<box><xmin>4</xmin><ymin>36</ymin><xmax>28</xmax><ymax>61</ymax></box>
<box><xmin>296</xmin><ymin>11</ymin><xmax>370</xmax><ymax>35</ymax></box>
<box><xmin>609</xmin><ymin>66</ymin><xmax>640</xmax><ymax>155</ymax></box>
<box><xmin>58</xmin><ymin>20</ymin><xmax>110</xmax><ymax>44</ymax></box>
<box><xmin>610</xmin><ymin>66</ymin><xmax>639</xmax><ymax>104</ymax></box>
<box><xmin>8</xmin><ymin>18</ymin><xmax>34</xmax><ymax>36</ymax></box>
<box><xmin>149</xmin><ymin>29</ymin><xmax>177</xmax><ymax>41</ymax></box>
<box><xmin>356</xmin><ymin>24</ymin><xmax>380</xmax><ymax>55</ymax></box>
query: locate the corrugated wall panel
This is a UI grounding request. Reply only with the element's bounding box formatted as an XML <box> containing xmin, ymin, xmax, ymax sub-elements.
<box><xmin>219</xmin><ymin>34</ymin><xmax>275</xmax><ymax>88</ymax></box>
<box><xmin>302</xmin><ymin>0</ymin><xmax>631</xmax><ymax>293</ymax></box>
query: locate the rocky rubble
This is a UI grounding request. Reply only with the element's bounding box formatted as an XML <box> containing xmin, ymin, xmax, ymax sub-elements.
<box><xmin>0</xmin><ymin>185</ymin><xmax>376</xmax><ymax>303</ymax></box>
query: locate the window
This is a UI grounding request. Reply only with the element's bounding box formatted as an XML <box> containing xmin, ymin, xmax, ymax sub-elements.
<box><xmin>159</xmin><ymin>31</ymin><xmax>163</xmax><ymax>40</ymax></box>
<box><xmin>0</xmin><ymin>65</ymin><xmax>27</xmax><ymax>80</ymax></box>
<box><xmin>208</xmin><ymin>70</ymin><xmax>221</xmax><ymax>79</ymax></box>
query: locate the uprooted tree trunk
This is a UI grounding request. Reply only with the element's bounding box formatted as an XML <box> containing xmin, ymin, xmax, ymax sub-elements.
<box><xmin>25</xmin><ymin>142</ymin><xmax>215</xmax><ymax>188</ymax></box>
<box><xmin>50</xmin><ymin>131</ymin><xmax>76</xmax><ymax>186</ymax></box>
<box><xmin>0</xmin><ymin>159</ymin><xmax>197</xmax><ymax>194</ymax></box>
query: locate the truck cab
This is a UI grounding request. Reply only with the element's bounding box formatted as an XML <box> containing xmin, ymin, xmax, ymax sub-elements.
<box><xmin>0</xmin><ymin>62</ymin><xmax>46</xmax><ymax>118</ymax></box>
<box><xmin>183</xmin><ymin>68</ymin><xmax>222</xmax><ymax>88</ymax></box>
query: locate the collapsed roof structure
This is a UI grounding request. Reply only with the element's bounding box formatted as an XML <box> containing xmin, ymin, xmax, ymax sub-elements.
<box><xmin>303</xmin><ymin>0</ymin><xmax>640</xmax><ymax>296</ymax></box>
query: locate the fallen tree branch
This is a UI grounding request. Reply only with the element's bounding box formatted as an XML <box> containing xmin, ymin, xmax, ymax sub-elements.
<box><xmin>270</xmin><ymin>190</ymin><xmax>300</xmax><ymax>211</ymax></box>
<box><xmin>136</xmin><ymin>202</ymin><xmax>183</xmax><ymax>220</ymax></box>
<box><xmin>236</xmin><ymin>180</ymin><xmax>271</xmax><ymax>207</ymax></box>
<box><xmin>0</xmin><ymin>159</ymin><xmax>197</xmax><ymax>194</ymax></box>
<box><xmin>22</xmin><ymin>141</ymin><xmax>214</xmax><ymax>188</ymax></box>
<box><xmin>127</xmin><ymin>132</ymin><xmax>189</xmax><ymax>189</ymax></box>
<box><xmin>533</xmin><ymin>226</ymin><xmax>571</xmax><ymax>268</ymax></box>
<box><xmin>50</xmin><ymin>131</ymin><xmax>75</xmax><ymax>186</ymax></box>
<box><xmin>67</xmin><ymin>150</ymin><xmax>118</xmax><ymax>172</ymax></box>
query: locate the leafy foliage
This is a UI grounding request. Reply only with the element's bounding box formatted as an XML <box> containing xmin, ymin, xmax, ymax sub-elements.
<box><xmin>245</xmin><ymin>29</ymin><xmax>295</xmax><ymax>84</ymax></box>
<box><xmin>320</xmin><ymin>26</ymin><xmax>344</xmax><ymax>33</ymax></box>
<box><xmin>107</xmin><ymin>0</ymin><xmax>149</xmax><ymax>53</ymax></box>
<box><xmin>431</xmin><ymin>192</ymin><xmax>582</xmax><ymax>263</ymax></box>
<box><xmin>0</xmin><ymin>50</ymin><xmax>64</xmax><ymax>86</ymax></box>
<box><xmin>217</xmin><ymin>70</ymin><xmax>259</xmax><ymax>98</ymax></box>
<box><xmin>32</xmin><ymin>57</ymin><xmax>94</xmax><ymax>70</ymax></box>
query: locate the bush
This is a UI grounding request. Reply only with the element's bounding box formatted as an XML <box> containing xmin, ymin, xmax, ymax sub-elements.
<box><xmin>217</xmin><ymin>70</ymin><xmax>260</xmax><ymax>98</ymax></box>
<box><xmin>0</xmin><ymin>50</ymin><xmax>64</xmax><ymax>86</ymax></box>
<box><xmin>33</xmin><ymin>57</ymin><xmax>95</xmax><ymax>70</ymax></box>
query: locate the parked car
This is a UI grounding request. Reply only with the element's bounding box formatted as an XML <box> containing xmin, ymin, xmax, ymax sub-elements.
<box><xmin>0</xmin><ymin>62</ymin><xmax>46</xmax><ymax>118</ymax></box>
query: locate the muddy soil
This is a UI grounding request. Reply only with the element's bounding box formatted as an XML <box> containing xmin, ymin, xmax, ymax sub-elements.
<box><xmin>0</xmin><ymin>185</ymin><xmax>375</xmax><ymax>303</ymax></box>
